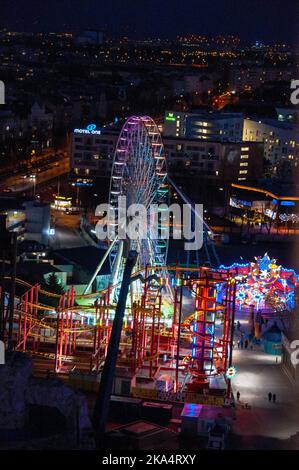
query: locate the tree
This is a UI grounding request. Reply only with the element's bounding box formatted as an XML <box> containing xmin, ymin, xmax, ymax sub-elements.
<box><xmin>40</xmin><ymin>273</ymin><xmax>65</xmax><ymax>308</ymax></box>
<box><xmin>45</xmin><ymin>273</ymin><xmax>65</xmax><ymax>296</ymax></box>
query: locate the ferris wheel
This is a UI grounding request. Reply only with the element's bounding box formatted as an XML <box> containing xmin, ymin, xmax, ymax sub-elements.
<box><xmin>108</xmin><ymin>116</ymin><xmax>169</xmax><ymax>287</ymax></box>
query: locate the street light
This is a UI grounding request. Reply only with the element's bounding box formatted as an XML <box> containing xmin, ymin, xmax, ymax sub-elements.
<box><xmin>30</xmin><ymin>174</ymin><xmax>36</xmax><ymax>196</ymax></box>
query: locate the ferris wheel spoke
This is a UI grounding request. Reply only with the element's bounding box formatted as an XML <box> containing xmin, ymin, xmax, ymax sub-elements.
<box><xmin>108</xmin><ymin>116</ymin><xmax>169</xmax><ymax>293</ymax></box>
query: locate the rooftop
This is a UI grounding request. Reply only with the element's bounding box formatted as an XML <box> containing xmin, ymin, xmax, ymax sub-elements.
<box><xmin>231</xmin><ymin>181</ymin><xmax>299</xmax><ymax>200</ymax></box>
<box><xmin>245</xmin><ymin>117</ymin><xmax>298</xmax><ymax>131</ymax></box>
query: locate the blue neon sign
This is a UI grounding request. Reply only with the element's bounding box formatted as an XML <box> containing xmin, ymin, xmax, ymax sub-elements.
<box><xmin>74</xmin><ymin>123</ymin><xmax>101</xmax><ymax>135</ymax></box>
<box><xmin>280</xmin><ymin>201</ymin><xmax>295</xmax><ymax>206</ymax></box>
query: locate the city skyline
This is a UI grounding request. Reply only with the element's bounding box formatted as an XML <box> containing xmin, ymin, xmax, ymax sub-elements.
<box><xmin>1</xmin><ymin>0</ymin><xmax>298</xmax><ymax>44</ymax></box>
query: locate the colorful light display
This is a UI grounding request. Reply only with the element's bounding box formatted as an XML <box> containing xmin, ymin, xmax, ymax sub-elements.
<box><xmin>226</xmin><ymin>366</ymin><xmax>237</xmax><ymax>379</ymax></box>
<box><xmin>108</xmin><ymin>115</ymin><xmax>169</xmax><ymax>287</ymax></box>
<box><xmin>219</xmin><ymin>254</ymin><xmax>298</xmax><ymax>313</ymax></box>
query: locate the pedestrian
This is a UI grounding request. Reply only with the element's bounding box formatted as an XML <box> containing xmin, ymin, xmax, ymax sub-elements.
<box><xmin>237</xmin><ymin>341</ymin><xmax>240</xmax><ymax>349</ymax></box>
<box><xmin>245</xmin><ymin>339</ymin><xmax>248</xmax><ymax>349</ymax></box>
<box><xmin>240</xmin><ymin>340</ymin><xmax>244</xmax><ymax>349</ymax></box>
<box><xmin>236</xmin><ymin>391</ymin><xmax>240</xmax><ymax>401</ymax></box>
<box><xmin>273</xmin><ymin>393</ymin><xmax>276</xmax><ymax>403</ymax></box>
<box><xmin>237</xmin><ymin>321</ymin><xmax>241</xmax><ymax>330</ymax></box>
<box><xmin>268</xmin><ymin>392</ymin><xmax>272</xmax><ymax>402</ymax></box>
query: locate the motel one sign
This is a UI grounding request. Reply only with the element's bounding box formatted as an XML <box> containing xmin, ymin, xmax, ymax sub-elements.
<box><xmin>74</xmin><ymin>123</ymin><xmax>102</xmax><ymax>135</ymax></box>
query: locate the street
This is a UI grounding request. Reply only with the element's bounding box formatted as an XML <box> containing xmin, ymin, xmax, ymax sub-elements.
<box><xmin>50</xmin><ymin>211</ymin><xmax>89</xmax><ymax>249</ymax></box>
<box><xmin>231</xmin><ymin>319</ymin><xmax>299</xmax><ymax>449</ymax></box>
<box><xmin>1</xmin><ymin>157</ymin><xmax>69</xmax><ymax>193</ymax></box>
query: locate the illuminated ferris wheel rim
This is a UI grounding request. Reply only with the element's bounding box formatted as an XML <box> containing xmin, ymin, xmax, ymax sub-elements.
<box><xmin>109</xmin><ymin>115</ymin><xmax>167</xmax><ymax>202</ymax></box>
<box><xmin>108</xmin><ymin>115</ymin><xmax>169</xmax><ymax>271</ymax></box>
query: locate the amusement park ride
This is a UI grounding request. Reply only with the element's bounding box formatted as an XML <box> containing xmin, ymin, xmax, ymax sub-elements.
<box><xmin>1</xmin><ymin>116</ymin><xmax>298</xmax><ymax>407</ymax></box>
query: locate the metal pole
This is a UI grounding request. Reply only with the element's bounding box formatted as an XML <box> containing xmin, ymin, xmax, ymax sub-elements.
<box><xmin>93</xmin><ymin>250</ymin><xmax>137</xmax><ymax>445</ymax></box>
<box><xmin>83</xmin><ymin>239</ymin><xmax>118</xmax><ymax>294</ymax></box>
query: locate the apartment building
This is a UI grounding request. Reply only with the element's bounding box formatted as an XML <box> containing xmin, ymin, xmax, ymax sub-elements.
<box><xmin>243</xmin><ymin>118</ymin><xmax>299</xmax><ymax>168</ymax></box>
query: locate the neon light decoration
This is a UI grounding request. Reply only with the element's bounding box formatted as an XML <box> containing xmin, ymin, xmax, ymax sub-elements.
<box><xmin>219</xmin><ymin>254</ymin><xmax>298</xmax><ymax>313</ymax></box>
<box><xmin>74</xmin><ymin>123</ymin><xmax>101</xmax><ymax>135</ymax></box>
<box><xmin>108</xmin><ymin>115</ymin><xmax>169</xmax><ymax>290</ymax></box>
<box><xmin>165</xmin><ymin>112</ymin><xmax>176</xmax><ymax>121</ymax></box>
<box><xmin>226</xmin><ymin>366</ymin><xmax>237</xmax><ymax>379</ymax></box>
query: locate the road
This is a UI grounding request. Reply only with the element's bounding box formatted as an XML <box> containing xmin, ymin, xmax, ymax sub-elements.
<box><xmin>50</xmin><ymin>211</ymin><xmax>89</xmax><ymax>250</ymax></box>
<box><xmin>230</xmin><ymin>317</ymin><xmax>299</xmax><ymax>449</ymax></box>
<box><xmin>2</xmin><ymin>158</ymin><xmax>69</xmax><ymax>193</ymax></box>
<box><xmin>0</xmin><ymin>148</ymin><xmax>60</xmax><ymax>178</ymax></box>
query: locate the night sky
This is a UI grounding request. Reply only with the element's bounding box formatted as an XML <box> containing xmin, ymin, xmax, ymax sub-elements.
<box><xmin>1</xmin><ymin>0</ymin><xmax>298</xmax><ymax>44</ymax></box>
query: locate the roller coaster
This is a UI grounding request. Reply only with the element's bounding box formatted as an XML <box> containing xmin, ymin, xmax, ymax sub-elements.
<box><xmin>1</xmin><ymin>263</ymin><xmax>237</xmax><ymax>400</ymax></box>
<box><xmin>0</xmin><ymin>116</ymin><xmax>237</xmax><ymax>400</ymax></box>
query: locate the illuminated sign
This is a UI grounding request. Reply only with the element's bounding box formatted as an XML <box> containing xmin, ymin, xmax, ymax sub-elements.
<box><xmin>265</xmin><ymin>208</ymin><xmax>277</xmax><ymax>220</ymax></box>
<box><xmin>53</xmin><ymin>195</ymin><xmax>72</xmax><ymax>211</ymax></box>
<box><xmin>165</xmin><ymin>112</ymin><xmax>176</xmax><ymax>122</ymax></box>
<box><xmin>226</xmin><ymin>366</ymin><xmax>237</xmax><ymax>380</ymax></box>
<box><xmin>280</xmin><ymin>201</ymin><xmax>295</xmax><ymax>206</ymax></box>
<box><xmin>72</xmin><ymin>178</ymin><xmax>93</xmax><ymax>187</ymax></box>
<box><xmin>230</xmin><ymin>197</ymin><xmax>252</xmax><ymax>208</ymax></box>
<box><xmin>74</xmin><ymin>123</ymin><xmax>101</xmax><ymax>135</ymax></box>
<box><xmin>74</xmin><ymin>181</ymin><xmax>93</xmax><ymax>187</ymax></box>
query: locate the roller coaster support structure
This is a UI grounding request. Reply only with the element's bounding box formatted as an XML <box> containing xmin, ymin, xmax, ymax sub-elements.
<box><xmin>54</xmin><ymin>286</ymin><xmax>75</xmax><ymax>373</ymax></box>
<box><xmin>17</xmin><ymin>283</ymin><xmax>40</xmax><ymax>352</ymax></box>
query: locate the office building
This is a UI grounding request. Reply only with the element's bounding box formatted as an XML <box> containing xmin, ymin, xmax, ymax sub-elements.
<box><xmin>71</xmin><ymin>124</ymin><xmax>118</xmax><ymax>179</ymax></box>
<box><xmin>164</xmin><ymin>111</ymin><xmax>243</xmax><ymax>142</ymax></box>
<box><xmin>70</xmin><ymin>123</ymin><xmax>263</xmax><ymax>187</ymax></box>
<box><xmin>164</xmin><ymin>137</ymin><xmax>263</xmax><ymax>184</ymax></box>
